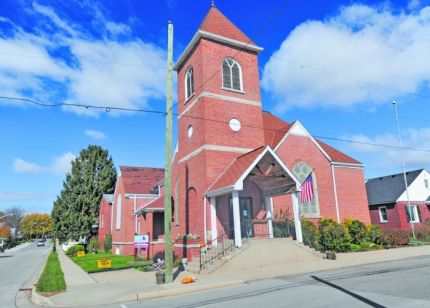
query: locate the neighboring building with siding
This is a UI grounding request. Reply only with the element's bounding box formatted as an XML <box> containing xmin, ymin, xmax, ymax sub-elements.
<box><xmin>367</xmin><ymin>169</ymin><xmax>430</xmax><ymax>232</ymax></box>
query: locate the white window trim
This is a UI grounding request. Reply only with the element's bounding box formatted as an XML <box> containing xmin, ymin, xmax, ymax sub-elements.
<box><xmin>407</xmin><ymin>205</ymin><xmax>420</xmax><ymax>223</ymax></box>
<box><xmin>185</xmin><ymin>67</ymin><xmax>194</xmax><ymax>103</ymax></box>
<box><xmin>116</xmin><ymin>194</ymin><xmax>122</xmax><ymax>230</ymax></box>
<box><xmin>221</xmin><ymin>58</ymin><xmax>243</xmax><ymax>92</ymax></box>
<box><xmin>378</xmin><ymin>206</ymin><xmax>388</xmax><ymax>223</ymax></box>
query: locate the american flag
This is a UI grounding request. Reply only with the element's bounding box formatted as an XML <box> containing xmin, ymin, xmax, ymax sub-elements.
<box><xmin>300</xmin><ymin>174</ymin><xmax>314</xmax><ymax>204</ymax></box>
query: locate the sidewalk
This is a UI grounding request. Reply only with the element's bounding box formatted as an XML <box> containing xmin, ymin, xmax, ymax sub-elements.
<box><xmin>30</xmin><ymin>244</ymin><xmax>430</xmax><ymax>307</ymax></box>
<box><xmin>56</xmin><ymin>246</ymin><xmax>96</xmax><ymax>286</ymax></box>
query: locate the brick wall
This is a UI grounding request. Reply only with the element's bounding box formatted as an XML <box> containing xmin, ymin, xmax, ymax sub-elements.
<box><xmin>98</xmin><ymin>197</ymin><xmax>111</xmax><ymax>249</ymax></box>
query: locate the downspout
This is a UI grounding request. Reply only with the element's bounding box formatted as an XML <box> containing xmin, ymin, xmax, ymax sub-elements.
<box><xmin>203</xmin><ymin>195</ymin><xmax>207</xmax><ymax>245</ymax></box>
<box><xmin>331</xmin><ymin>164</ymin><xmax>340</xmax><ymax>223</ymax></box>
<box><xmin>134</xmin><ymin>195</ymin><xmax>137</xmax><ymax>234</ymax></box>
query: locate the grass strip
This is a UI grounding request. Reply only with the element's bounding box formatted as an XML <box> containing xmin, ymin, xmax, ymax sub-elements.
<box><xmin>70</xmin><ymin>253</ymin><xmax>152</xmax><ymax>273</ymax></box>
<box><xmin>36</xmin><ymin>253</ymin><xmax>66</xmax><ymax>293</ymax></box>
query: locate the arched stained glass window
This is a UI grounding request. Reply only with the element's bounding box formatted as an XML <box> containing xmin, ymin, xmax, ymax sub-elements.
<box><xmin>293</xmin><ymin>163</ymin><xmax>320</xmax><ymax>217</ymax></box>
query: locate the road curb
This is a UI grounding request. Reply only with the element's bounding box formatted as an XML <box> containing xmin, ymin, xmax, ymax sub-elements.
<box><xmin>31</xmin><ymin>286</ymin><xmax>59</xmax><ymax>307</ymax></box>
<box><xmin>117</xmin><ymin>279</ymin><xmax>244</xmax><ymax>303</ymax></box>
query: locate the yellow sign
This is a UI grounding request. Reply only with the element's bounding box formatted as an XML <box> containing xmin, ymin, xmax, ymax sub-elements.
<box><xmin>77</xmin><ymin>251</ymin><xmax>85</xmax><ymax>257</ymax></box>
<box><xmin>98</xmin><ymin>258</ymin><xmax>112</xmax><ymax>269</ymax></box>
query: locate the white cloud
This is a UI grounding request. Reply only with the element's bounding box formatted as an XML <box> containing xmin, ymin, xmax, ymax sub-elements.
<box><xmin>12</xmin><ymin>152</ymin><xmax>75</xmax><ymax>176</ymax></box>
<box><xmin>343</xmin><ymin>127</ymin><xmax>430</xmax><ymax>169</ymax></box>
<box><xmin>13</xmin><ymin>158</ymin><xmax>43</xmax><ymax>173</ymax></box>
<box><xmin>85</xmin><ymin>129</ymin><xmax>106</xmax><ymax>140</ymax></box>
<box><xmin>0</xmin><ymin>192</ymin><xmax>52</xmax><ymax>202</ymax></box>
<box><xmin>50</xmin><ymin>152</ymin><xmax>75</xmax><ymax>175</ymax></box>
<box><xmin>0</xmin><ymin>2</ymin><xmax>166</xmax><ymax>116</ymax></box>
<box><xmin>262</xmin><ymin>4</ymin><xmax>430</xmax><ymax>112</ymax></box>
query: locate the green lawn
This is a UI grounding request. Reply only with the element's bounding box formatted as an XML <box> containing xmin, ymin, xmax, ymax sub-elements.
<box><xmin>70</xmin><ymin>253</ymin><xmax>152</xmax><ymax>273</ymax></box>
<box><xmin>36</xmin><ymin>253</ymin><xmax>66</xmax><ymax>294</ymax></box>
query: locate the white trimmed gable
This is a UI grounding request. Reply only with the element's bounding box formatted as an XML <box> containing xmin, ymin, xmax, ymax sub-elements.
<box><xmin>397</xmin><ymin>169</ymin><xmax>430</xmax><ymax>202</ymax></box>
<box><xmin>275</xmin><ymin>120</ymin><xmax>332</xmax><ymax>162</ymax></box>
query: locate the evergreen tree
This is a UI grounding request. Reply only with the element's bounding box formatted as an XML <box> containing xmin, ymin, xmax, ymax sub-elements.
<box><xmin>52</xmin><ymin>145</ymin><xmax>116</xmax><ymax>242</ymax></box>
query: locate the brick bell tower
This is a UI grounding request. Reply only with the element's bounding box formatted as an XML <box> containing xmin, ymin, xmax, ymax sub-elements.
<box><xmin>172</xmin><ymin>5</ymin><xmax>265</xmax><ymax>241</ymax></box>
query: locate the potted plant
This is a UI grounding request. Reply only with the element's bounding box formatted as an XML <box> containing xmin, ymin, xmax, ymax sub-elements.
<box><xmin>153</xmin><ymin>258</ymin><xmax>165</xmax><ymax>284</ymax></box>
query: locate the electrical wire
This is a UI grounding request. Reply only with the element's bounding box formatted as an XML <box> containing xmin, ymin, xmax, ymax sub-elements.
<box><xmin>1</xmin><ymin>95</ymin><xmax>429</xmax><ymax>154</ymax></box>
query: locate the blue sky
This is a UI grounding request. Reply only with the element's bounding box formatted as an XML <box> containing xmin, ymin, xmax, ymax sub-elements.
<box><xmin>0</xmin><ymin>0</ymin><xmax>429</xmax><ymax>214</ymax></box>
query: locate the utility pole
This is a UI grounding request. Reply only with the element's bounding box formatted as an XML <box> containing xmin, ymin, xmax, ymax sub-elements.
<box><xmin>392</xmin><ymin>100</ymin><xmax>415</xmax><ymax>239</ymax></box>
<box><xmin>164</xmin><ymin>21</ymin><xmax>174</xmax><ymax>284</ymax></box>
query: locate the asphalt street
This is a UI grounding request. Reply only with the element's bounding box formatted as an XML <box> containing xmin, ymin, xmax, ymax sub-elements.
<box><xmin>123</xmin><ymin>254</ymin><xmax>430</xmax><ymax>308</ymax></box>
<box><xmin>0</xmin><ymin>241</ymin><xmax>50</xmax><ymax>307</ymax></box>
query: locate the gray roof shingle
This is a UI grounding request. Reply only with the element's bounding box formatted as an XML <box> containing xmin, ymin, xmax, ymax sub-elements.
<box><xmin>366</xmin><ymin>169</ymin><xmax>423</xmax><ymax>205</ymax></box>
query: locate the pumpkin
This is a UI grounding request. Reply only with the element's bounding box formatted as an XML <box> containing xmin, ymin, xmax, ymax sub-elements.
<box><xmin>181</xmin><ymin>276</ymin><xmax>196</xmax><ymax>284</ymax></box>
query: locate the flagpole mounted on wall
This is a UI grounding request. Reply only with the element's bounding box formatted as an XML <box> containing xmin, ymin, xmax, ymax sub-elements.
<box><xmin>392</xmin><ymin>100</ymin><xmax>415</xmax><ymax>239</ymax></box>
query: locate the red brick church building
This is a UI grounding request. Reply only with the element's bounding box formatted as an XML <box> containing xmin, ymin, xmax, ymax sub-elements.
<box><xmin>99</xmin><ymin>5</ymin><xmax>370</xmax><ymax>257</ymax></box>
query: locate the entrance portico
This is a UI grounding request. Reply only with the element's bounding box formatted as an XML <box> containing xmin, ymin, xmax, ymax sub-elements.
<box><xmin>206</xmin><ymin>146</ymin><xmax>302</xmax><ymax>248</ymax></box>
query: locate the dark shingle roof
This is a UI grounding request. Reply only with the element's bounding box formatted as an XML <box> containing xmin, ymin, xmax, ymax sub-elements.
<box><xmin>366</xmin><ymin>169</ymin><xmax>423</xmax><ymax>205</ymax></box>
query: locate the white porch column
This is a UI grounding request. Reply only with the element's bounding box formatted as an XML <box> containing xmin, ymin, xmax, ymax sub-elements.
<box><xmin>232</xmin><ymin>191</ymin><xmax>242</xmax><ymax>248</ymax></box>
<box><xmin>210</xmin><ymin>197</ymin><xmax>218</xmax><ymax>246</ymax></box>
<box><xmin>265</xmin><ymin>196</ymin><xmax>274</xmax><ymax>239</ymax></box>
<box><xmin>292</xmin><ymin>192</ymin><xmax>303</xmax><ymax>243</ymax></box>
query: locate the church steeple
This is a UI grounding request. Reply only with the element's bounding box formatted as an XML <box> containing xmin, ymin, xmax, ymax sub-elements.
<box><xmin>199</xmin><ymin>5</ymin><xmax>255</xmax><ymax>45</ymax></box>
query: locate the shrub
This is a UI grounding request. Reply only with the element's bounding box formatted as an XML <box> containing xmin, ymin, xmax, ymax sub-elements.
<box><xmin>104</xmin><ymin>234</ymin><xmax>112</xmax><ymax>253</ymax></box>
<box><xmin>301</xmin><ymin>219</ymin><xmax>319</xmax><ymax>250</ymax></box>
<box><xmin>367</xmin><ymin>225</ymin><xmax>382</xmax><ymax>244</ymax></box>
<box><xmin>273</xmin><ymin>219</ymin><xmax>295</xmax><ymax>238</ymax></box>
<box><xmin>377</xmin><ymin>229</ymin><xmax>410</xmax><ymax>247</ymax></box>
<box><xmin>65</xmin><ymin>244</ymin><xmax>84</xmax><ymax>256</ymax></box>
<box><xmin>87</xmin><ymin>236</ymin><xmax>99</xmax><ymax>253</ymax></box>
<box><xmin>344</xmin><ymin>219</ymin><xmax>368</xmax><ymax>244</ymax></box>
<box><xmin>318</xmin><ymin>218</ymin><xmax>351</xmax><ymax>252</ymax></box>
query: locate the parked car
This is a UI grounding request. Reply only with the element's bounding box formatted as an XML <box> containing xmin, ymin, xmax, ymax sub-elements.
<box><xmin>37</xmin><ymin>240</ymin><xmax>45</xmax><ymax>247</ymax></box>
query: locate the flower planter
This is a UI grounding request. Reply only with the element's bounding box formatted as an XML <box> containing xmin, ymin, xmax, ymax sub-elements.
<box><xmin>155</xmin><ymin>272</ymin><xmax>165</xmax><ymax>284</ymax></box>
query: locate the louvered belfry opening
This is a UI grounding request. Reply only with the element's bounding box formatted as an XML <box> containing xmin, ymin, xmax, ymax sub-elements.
<box><xmin>186</xmin><ymin>67</ymin><xmax>194</xmax><ymax>99</ymax></box>
<box><xmin>222</xmin><ymin>58</ymin><xmax>241</xmax><ymax>91</ymax></box>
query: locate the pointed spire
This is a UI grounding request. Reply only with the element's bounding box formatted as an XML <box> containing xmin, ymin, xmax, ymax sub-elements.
<box><xmin>199</xmin><ymin>6</ymin><xmax>254</xmax><ymax>45</ymax></box>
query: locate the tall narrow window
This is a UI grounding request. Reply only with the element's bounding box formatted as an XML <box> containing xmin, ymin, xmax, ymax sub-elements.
<box><xmin>222</xmin><ymin>58</ymin><xmax>242</xmax><ymax>91</ymax></box>
<box><xmin>405</xmin><ymin>205</ymin><xmax>420</xmax><ymax>223</ymax></box>
<box><xmin>379</xmin><ymin>206</ymin><xmax>388</xmax><ymax>222</ymax></box>
<box><xmin>116</xmin><ymin>194</ymin><xmax>122</xmax><ymax>230</ymax></box>
<box><xmin>185</xmin><ymin>67</ymin><xmax>194</xmax><ymax>100</ymax></box>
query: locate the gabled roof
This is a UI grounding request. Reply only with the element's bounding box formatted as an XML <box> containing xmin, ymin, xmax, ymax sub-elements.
<box><xmin>262</xmin><ymin>111</ymin><xmax>292</xmax><ymax>148</ymax></box>
<box><xmin>206</xmin><ymin>146</ymin><xmax>300</xmax><ymax>197</ymax></box>
<box><xmin>316</xmin><ymin>140</ymin><xmax>361</xmax><ymax>165</ymax></box>
<box><xmin>103</xmin><ymin>194</ymin><xmax>114</xmax><ymax>204</ymax></box>
<box><xmin>208</xmin><ymin>146</ymin><xmax>265</xmax><ymax>193</ymax></box>
<box><xmin>199</xmin><ymin>5</ymin><xmax>254</xmax><ymax>45</ymax></box>
<box><xmin>366</xmin><ymin>169</ymin><xmax>423</xmax><ymax>205</ymax></box>
<box><xmin>119</xmin><ymin>166</ymin><xmax>164</xmax><ymax>195</ymax></box>
<box><xmin>262</xmin><ymin>113</ymin><xmax>361</xmax><ymax>165</ymax></box>
<box><xmin>142</xmin><ymin>196</ymin><xmax>165</xmax><ymax>212</ymax></box>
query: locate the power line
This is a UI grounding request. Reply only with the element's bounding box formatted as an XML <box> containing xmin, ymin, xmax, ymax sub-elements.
<box><xmin>0</xmin><ymin>52</ymin><xmax>167</xmax><ymax>69</ymax></box>
<box><xmin>269</xmin><ymin>54</ymin><xmax>430</xmax><ymax>101</ymax></box>
<box><xmin>170</xmin><ymin>0</ymin><xmax>292</xmax><ymax>111</ymax></box>
<box><xmin>1</xmin><ymin>95</ymin><xmax>429</xmax><ymax>154</ymax></box>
